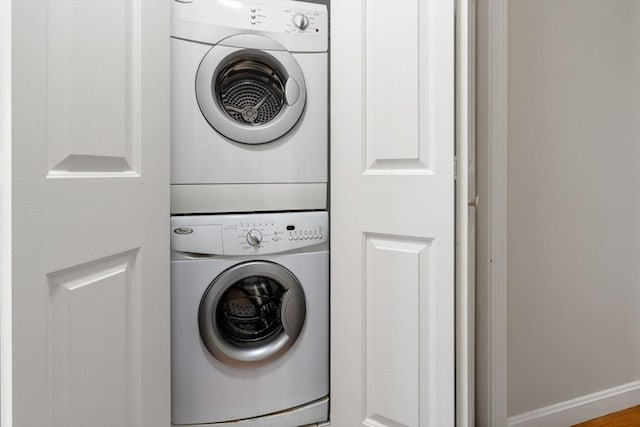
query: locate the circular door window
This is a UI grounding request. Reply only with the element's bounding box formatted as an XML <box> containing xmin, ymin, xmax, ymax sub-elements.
<box><xmin>216</xmin><ymin>57</ymin><xmax>286</xmax><ymax>126</ymax></box>
<box><xmin>195</xmin><ymin>35</ymin><xmax>307</xmax><ymax>145</ymax></box>
<box><xmin>198</xmin><ymin>261</ymin><xmax>307</xmax><ymax>365</ymax></box>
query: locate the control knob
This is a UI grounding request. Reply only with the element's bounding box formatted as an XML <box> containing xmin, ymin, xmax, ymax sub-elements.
<box><xmin>292</xmin><ymin>13</ymin><xmax>310</xmax><ymax>30</ymax></box>
<box><xmin>246</xmin><ymin>230</ymin><xmax>262</xmax><ymax>246</ymax></box>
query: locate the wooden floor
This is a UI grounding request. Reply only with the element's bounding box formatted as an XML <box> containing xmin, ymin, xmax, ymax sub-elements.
<box><xmin>573</xmin><ymin>405</ymin><xmax>640</xmax><ymax>427</ymax></box>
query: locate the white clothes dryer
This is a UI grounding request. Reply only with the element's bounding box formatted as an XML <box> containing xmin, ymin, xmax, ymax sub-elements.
<box><xmin>171</xmin><ymin>211</ymin><xmax>329</xmax><ymax>427</ymax></box>
<box><xmin>171</xmin><ymin>0</ymin><xmax>328</xmax><ymax>214</ymax></box>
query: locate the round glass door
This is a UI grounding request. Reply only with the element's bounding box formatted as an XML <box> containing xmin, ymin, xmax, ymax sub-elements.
<box><xmin>198</xmin><ymin>261</ymin><xmax>306</xmax><ymax>365</ymax></box>
<box><xmin>216</xmin><ymin>57</ymin><xmax>286</xmax><ymax>126</ymax></box>
<box><xmin>195</xmin><ymin>34</ymin><xmax>307</xmax><ymax>145</ymax></box>
<box><xmin>217</xmin><ymin>275</ymin><xmax>284</xmax><ymax>345</ymax></box>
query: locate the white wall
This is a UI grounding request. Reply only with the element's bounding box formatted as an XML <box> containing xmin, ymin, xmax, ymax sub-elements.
<box><xmin>507</xmin><ymin>0</ymin><xmax>640</xmax><ymax>421</ymax></box>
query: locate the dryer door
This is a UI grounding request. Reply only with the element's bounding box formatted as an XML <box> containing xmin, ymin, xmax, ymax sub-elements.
<box><xmin>195</xmin><ymin>34</ymin><xmax>307</xmax><ymax>144</ymax></box>
<box><xmin>198</xmin><ymin>260</ymin><xmax>307</xmax><ymax>365</ymax></box>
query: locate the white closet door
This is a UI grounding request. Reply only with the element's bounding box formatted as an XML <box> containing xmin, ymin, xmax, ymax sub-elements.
<box><xmin>330</xmin><ymin>0</ymin><xmax>455</xmax><ymax>426</ymax></box>
<box><xmin>3</xmin><ymin>0</ymin><xmax>170</xmax><ymax>426</ymax></box>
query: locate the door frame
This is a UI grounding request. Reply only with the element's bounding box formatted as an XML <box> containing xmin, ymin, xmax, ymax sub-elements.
<box><xmin>1</xmin><ymin>0</ymin><xmax>12</xmax><ymax>424</ymax></box>
<box><xmin>475</xmin><ymin>0</ymin><xmax>508</xmax><ymax>426</ymax></box>
<box><xmin>455</xmin><ymin>0</ymin><xmax>476</xmax><ymax>425</ymax></box>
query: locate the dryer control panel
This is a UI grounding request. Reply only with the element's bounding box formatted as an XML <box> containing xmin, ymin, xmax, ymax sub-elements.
<box><xmin>172</xmin><ymin>0</ymin><xmax>328</xmax><ymax>53</ymax></box>
<box><xmin>171</xmin><ymin>211</ymin><xmax>328</xmax><ymax>256</ymax></box>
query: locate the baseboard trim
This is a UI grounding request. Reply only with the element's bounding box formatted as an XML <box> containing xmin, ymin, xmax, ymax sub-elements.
<box><xmin>507</xmin><ymin>381</ymin><xmax>640</xmax><ymax>427</ymax></box>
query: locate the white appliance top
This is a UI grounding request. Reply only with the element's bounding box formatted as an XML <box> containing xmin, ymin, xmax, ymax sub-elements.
<box><xmin>171</xmin><ymin>211</ymin><xmax>328</xmax><ymax>256</ymax></box>
<box><xmin>172</xmin><ymin>0</ymin><xmax>328</xmax><ymax>52</ymax></box>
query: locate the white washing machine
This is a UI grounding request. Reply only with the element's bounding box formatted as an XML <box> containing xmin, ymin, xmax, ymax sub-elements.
<box><xmin>171</xmin><ymin>211</ymin><xmax>329</xmax><ymax>427</ymax></box>
<box><xmin>171</xmin><ymin>0</ymin><xmax>328</xmax><ymax>215</ymax></box>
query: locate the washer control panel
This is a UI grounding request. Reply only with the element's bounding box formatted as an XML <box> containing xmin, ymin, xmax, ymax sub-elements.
<box><xmin>171</xmin><ymin>211</ymin><xmax>328</xmax><ymax>256</ymax></box>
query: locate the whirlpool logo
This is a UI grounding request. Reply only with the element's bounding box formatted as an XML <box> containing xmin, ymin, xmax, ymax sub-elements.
<box><xmin>174</xmin><ymin>227</ymin><xmax>194</xmax><ymax>235</ymax></box>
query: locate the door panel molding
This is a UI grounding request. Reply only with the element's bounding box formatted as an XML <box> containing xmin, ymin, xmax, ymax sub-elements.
<box><xmin>48</xmin><ymin>249</ymin><xmax>140</xmax><ymax>427</ymax></box>
<box><xmin>363</xmin><ymin>234</ymin><xmax>432</xmax><ymax>427</ymax></box>
<box><xmin>362</xmin><ymin>0</ymin><xmax>431</xmax><ymax>174</ymax></box>
<box><xmin>47</xmin><ymin>0</ymin><xmax>142</xmax><ymax>177</ymax></box>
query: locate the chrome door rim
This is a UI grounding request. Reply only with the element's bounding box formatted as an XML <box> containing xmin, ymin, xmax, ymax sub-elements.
<box><xmin>195</xmin><ymin>35</ymin><xmax>307</xmax><ymax>145</ymax></box>
<box><xmin>198</xmin><ymin>261</ymin><xmax>307</xmax><ymax>365</ymax></box>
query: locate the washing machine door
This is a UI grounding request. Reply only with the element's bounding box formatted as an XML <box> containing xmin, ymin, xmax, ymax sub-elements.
<box><xmin>198</xmin><ymin>260</ymin><xmax>307</xmax><ymax>365</ymax></box>
<box><xmin>195</xmin><ymin>34</ymin><xmax>307</xmax><ymax>145</ymax></box>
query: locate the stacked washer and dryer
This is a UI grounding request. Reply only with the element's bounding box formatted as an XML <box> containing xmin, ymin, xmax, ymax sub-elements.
<box><xmin>170</xmin><ymin>1</ymin><xmax>329</xmax><ymax>426</ymax></box>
